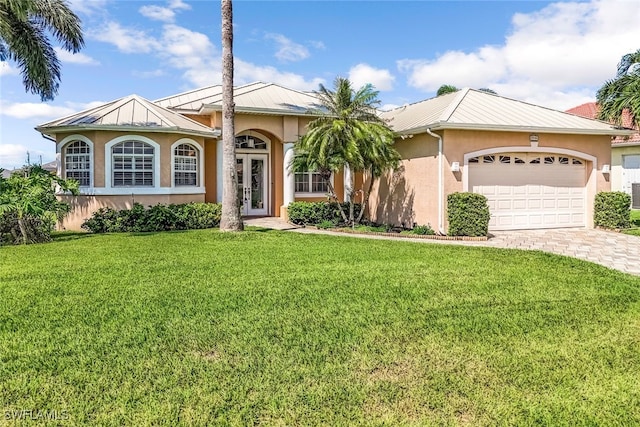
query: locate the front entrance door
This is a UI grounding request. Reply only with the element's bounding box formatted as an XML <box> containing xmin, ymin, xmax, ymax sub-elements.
<box><xmin>236</xmin><ymin>153</ymin><xmax>268</xmax><ymax>216</ymax></box>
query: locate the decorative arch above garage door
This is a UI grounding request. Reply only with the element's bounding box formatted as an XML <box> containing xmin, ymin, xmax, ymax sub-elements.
<box><xmin>468</xmin><ymin>152</ymin><xmax>587</xmax><ymax>230</ymax></box>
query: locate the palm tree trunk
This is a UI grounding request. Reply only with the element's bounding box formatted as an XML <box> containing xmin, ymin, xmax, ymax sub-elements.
<box><xmin>17</xmin><ymin>215</ymin><xmax>28</xmax><ymax>245</ymax></box>
<box><xmin>325</xmin><ymin>179</ymin><xmax>349</xmax><ymax>224</ymax></box>
<box><xmin>219</xmin><ymin>0</ymin><xmax>243</xmax><ymax>232</ymax></box>
<box><xmin>356</xmin><ymin>169</ymin><xmax>375</xmax><ymax>224</ymax></box>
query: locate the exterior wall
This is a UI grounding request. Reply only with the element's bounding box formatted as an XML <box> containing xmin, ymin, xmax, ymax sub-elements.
<box><xmin>56</xmin><ymin>130</ymin><xmax>208</xmax><ymax>192</ymax></box>
<box><xmin>369</xmin><ymin>133</ymin><xmax>439</xmax><ymax>228</ymax></box>
<box><xmin>204</xmin><ymin>139</ymin><xmax>217</xmax><ymax>203</ymax></box>
<box><xmin>612</xmin><ymin>145</ymin><xmax>640</xmax><ymax>192</ymax></box>
<box><xmin>370</xmin><ymin>130</ymin><xmax>612</xmax><ymax>230</ymax></box>
<box><xmin>59</xmin><ymin>194</ymin><xmax>204</xmax><ymax>230</ymax></box>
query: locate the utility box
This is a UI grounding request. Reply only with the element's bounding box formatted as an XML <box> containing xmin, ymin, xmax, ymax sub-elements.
<box><xmin>633</xmin><ymin>183</ymin><xmax>640</xmax><ymax>209</ymax></box>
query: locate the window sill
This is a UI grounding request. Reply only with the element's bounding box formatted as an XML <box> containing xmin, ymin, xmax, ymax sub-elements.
<box><xmin>294</xmin><ymin>192</ymin><xmax>330</xmax><ymax>198</ymax></box>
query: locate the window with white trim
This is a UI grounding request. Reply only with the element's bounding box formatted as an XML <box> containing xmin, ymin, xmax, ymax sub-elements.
<box><xmin>173</xmin><ymin>143</ymin><xmax>198</xmax><ymax>186</ymax></box>
<box><xmin>64</xmin><ymin>140</ymin><xmax>91</xmax><ymax>186</ymax></box>
<box><xmin>112</xmin><ymin>140</ymin><xmax>154</xmax><ymax>186</ymax></box>
<box><xmin>295</xmin><ymin>170</ymin><xmax>330</xmax><ymax>194</ymax></box>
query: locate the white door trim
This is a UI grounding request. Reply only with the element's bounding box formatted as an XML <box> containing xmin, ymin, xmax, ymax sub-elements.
<box><xmin>237</xmin><ymin>153</ymin><xmax>269</xmax><ymax>216</ymax></box>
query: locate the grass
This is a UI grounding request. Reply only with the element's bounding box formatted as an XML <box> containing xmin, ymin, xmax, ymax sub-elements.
<box><xmin>1</xmin><ymin>229</ymin><xmax>640</xmax><ymax>425</ymax></box>
<box><xmin>623</xmin><ymin>210</ymin><xmax>640</xmax><ymax>236</ymax></box>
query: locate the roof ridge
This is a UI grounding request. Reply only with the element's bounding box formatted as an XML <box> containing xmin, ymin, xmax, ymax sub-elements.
<box><xmin>438</xmin><ymin>87</ymin><xmax>470</xmax><ymax>122</ymax></box>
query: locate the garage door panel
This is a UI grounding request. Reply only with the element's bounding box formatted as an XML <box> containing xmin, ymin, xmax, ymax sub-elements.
<box><xmin>469</xmin><ymin>152</ymin><xmax>586</xmax><ymax>230</ymax></box>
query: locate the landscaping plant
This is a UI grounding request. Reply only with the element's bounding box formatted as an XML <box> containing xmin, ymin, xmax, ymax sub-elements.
<box><xmin>594</xmin><ymin>191</ymin><xmax>631</xmax><ymax>229</ymax></box>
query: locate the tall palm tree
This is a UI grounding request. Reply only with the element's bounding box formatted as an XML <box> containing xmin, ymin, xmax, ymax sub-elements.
<box><xmin>0</xmin><ymin>0</ymin><xmax>84</xmax><ymax>101</ymax></box>
<box><xmin>597</xmin><ymin>48</ymin><xmax>640</xmax><ymax>128</ymax></box>
<box><xmin>292</xmin><ymin>77</ymin><xmax>400</xmax><ymax>225</ymax></box>
<box><xmin>219</xmin><ymin>0</ymin><xmax>243</xmax><ymax>231</ymax></box>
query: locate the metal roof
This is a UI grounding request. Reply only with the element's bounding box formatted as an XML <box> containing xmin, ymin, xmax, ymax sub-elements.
<box><xmin>381</xmin><ymin>88</ymin><xmax>633</xmax><ymax>136</ymax></box>
<box><xmin>156</xmin><ymin>82</ymin><xmax>325</xmax><ymax>115</ymax></box>
<box><xmin>36</xmin><ymin>94</ymin><xmax>219</xmax><ymax>138</ymax></box>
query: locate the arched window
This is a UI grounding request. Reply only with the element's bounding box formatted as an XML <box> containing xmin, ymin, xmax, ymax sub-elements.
<box><xmin>235</xmin><ymin>134</ymin><xmax>267</xmax><ymax>150</ymax></box>
<box><xmin>64</xmin><ymin>140</ymin><xmax>91</xmax><ymax>187</ymax></box>
<box><xmin>111</xmin><ymin>140</ymin><xmax>154</xmax><ymax>186</ymax></box>
<box><xmin>173</xmin><ymin>143</ymin><xmax>199</xmax><ymax>186</ymax></box>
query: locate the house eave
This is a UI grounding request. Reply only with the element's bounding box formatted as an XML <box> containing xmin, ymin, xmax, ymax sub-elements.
<box><xmin>199</xmin><ymin>104</ymin><xmax>321</xmax><ymax>117</ymax></box>
<box><xmin>34</xmin><ymin>125</ymin><xmax>221</xmax><ymax>139</ymax></box>
<box><xmin>395</xmin><ymin>122</ymin><xmax>635</xmax><ymax>137</ymax></box>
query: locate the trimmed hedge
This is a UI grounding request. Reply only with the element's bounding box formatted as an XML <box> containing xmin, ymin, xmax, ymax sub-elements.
<box><xmin>447</xmin><ymin>192</ymin><xmax>490</xmax><ymax>237</ymax></box>
<box><xmin>594</xmin><ymin>192</ymin><xmax>631</xmax><ymax>229</ymax></box>
<box><xmin>287</xmin><ymin>201</ymin><xmax>362</xmax><ymax>226</ymax></box>
<box><xmin>81</xmin><ymin>202</ymin><xmax>221</xmax><ymax>233</ymax></box>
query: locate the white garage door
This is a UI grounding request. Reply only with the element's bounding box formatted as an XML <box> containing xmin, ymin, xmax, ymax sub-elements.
<box><xmin>469</xmin><ymin>153</ymin><xmax>587</xmax><ymax>230</ymax></box>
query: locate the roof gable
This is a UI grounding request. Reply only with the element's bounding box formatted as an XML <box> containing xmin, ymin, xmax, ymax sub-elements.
<box><xmin>36</xmin><ymin>94</ymin><xmax>218</xmax><ymax>137</ymax></box>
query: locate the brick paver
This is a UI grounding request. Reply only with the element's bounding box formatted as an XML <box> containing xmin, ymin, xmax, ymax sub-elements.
<box><xmin>244</xmin><ymin>218</ymin><xmax>640</xmax><ymax>276</ymax></box>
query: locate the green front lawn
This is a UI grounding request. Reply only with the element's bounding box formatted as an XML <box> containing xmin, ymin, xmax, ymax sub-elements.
<box><xmin>1</xmin><ymin>230</ymin><xmax>640</xmax><ymax>425</ymax></box>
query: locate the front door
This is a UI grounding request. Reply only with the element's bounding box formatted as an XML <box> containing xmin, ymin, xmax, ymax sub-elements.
<box><xmin>236</xmin><ymin>153</ymin><xmax>268</xmax><ymax>216</ymax></box>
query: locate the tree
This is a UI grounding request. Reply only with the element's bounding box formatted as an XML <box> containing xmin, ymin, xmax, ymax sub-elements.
<box><xmin>0</xmin><ymin>0</ymin><xmax>84</xmax><ymax>101</ymax></box>
<box><xmin>437</xmin><ymin>84</ymin><xmax>459</xmax><ymax>96</ymax></box>
<box><xmin>292</xmin><ymin>77</ymin><xmax>400</xmax><ymax>226</ymax></box>
<box><xmin>0</xmin><ymin>165</ymin><xmax>78</xmax><ymax>244</ymax></box>
<box><xmin>219</xmin><ymin>0</ymin><xmax>243</xmax><ymax>232</ymax></box>
<box><xmin>597</xmin><ymin>48</ymin><xmax>640</xmax><ymax>128</ymax></box>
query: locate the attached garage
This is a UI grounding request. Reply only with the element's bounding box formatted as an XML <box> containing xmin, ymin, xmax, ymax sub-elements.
<box><xmin>469</xmin><ymin>152</ymin><xmax>587</xmax><ymax>230</ymax></box>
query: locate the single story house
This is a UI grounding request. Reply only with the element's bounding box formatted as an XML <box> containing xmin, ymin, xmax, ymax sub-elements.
<box><xmin>566</xmin><ymin>102</ymin><xmax>640</xmax><ymax>209</ymax></box>
<box><xmin>36</xmin><ymin>83</ymin><xmax>632</xmax><ymax>231</ymax></box>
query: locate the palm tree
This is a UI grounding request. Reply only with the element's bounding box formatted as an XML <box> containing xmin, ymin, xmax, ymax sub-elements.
<box><xmin>219</xmin><ymin>0</ymin><xmax>243</xmax><ymax>231</ymax></box>
<box><xmin>0</xmin><ymin>0</ymin><xmax>84</xmax><ymax>101</ymax></box>
<box><xmin>292</xmin><ymin>77</ymin><xmax>400</xmax><ymax>226</ymax></box>
<box><xmin>437</xmin><ymin>84</ymin><xmax>459</xmax><ymax>96</ymax></box>
<box><xmin>597</xmin><ymin>48</ymin><xmax>640</xmax><ymax>128</ymax></box>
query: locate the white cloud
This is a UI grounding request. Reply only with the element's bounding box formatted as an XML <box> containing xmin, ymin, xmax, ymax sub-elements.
<box><xmin>0</xmin><ymin>102</ymin><xmax>76</xmax><ymax>119</ymax></box>
<box><xmin>91</xmin><ymin>20</ymin><xmax>324</xmax><ymax>91</ymax></box>
<box><xmin>265</xmin><ymin>33</ymin><xmax>310</xmax><ymax>62</ymax></box>
<box><xmin>54</xmin><ymin>47</ymin><xmax>99</xmax><ymax>65</ymax></box>
<box><xmin>398</xmin><ymin>0</ymin><xmax>640</xmax><ymax>109</ymax></box>
<box><xmin>91</xmin><ymin>22</ymin><xmax>161</xmax><ymax>54</ymax></box>
<box><xmin>0</xmin><ymin>144</ymin><xmax>51</xmax><ymax>170</ymax></box>
<box><xmin>132</xmin><ymin>69</ymin><xmax>166</xmax><ymax>78</ymax></box>
<box><xmin>380</xmin><ymin>103</ymin><xmax>400</xmax><ymax>112</ymax></box>
<box><xmin>139</xmin><ymin>5</ymin><xmax>175</xmax><ymax>22</ymax></box>
<box><xmin>309</xmin><ymin>40</ymin><xmax>326</xmax><ymax>50</ymax></box>
<box><xmin>0</xmin><ymin>61</ymin><xmax>18</xmax><ymax>76</ymax></box>
<box><xmin>0</xmin><ymin>100</ymin><xmax>105</xmax><ymax>120</ymax></box>
<box><xmin>67</xmin><ymin>0</ymin><xmax>108</xmax><ymax>16</ymax></box>
<box><xmin>168</xmin><ymin>0</ymin><xmax>191</xmax><ymax>10</ymax></box>
<box><xmin>348</xmin><ymin>63</ymin><xmax>395</xmax><ymax>91</ymax></box>
<box><xmin>235</xmin><ymin>59</ymin><xmax>324</xmax><ymax>90</ymax></box>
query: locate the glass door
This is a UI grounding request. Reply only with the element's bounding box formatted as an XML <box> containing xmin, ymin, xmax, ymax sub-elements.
<box><xmin>236</xmin><ymin>153</ymin><xmax>268</xmax><ymax>216</ymax></box>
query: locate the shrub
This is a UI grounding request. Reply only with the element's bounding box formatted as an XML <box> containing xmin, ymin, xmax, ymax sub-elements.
<box><xmin>409</xmin><ymin>224</ymin><xmax>435</xmax><ymax>235</ymax></box>
<box><xmin>287</xmin><ymin>202</ymin><xmax>362</xmax><ymax>226</ymax></box>
<box><xmin>594</xmin><ymin>192</ymin><xmax>631</xmax><ymax>229</ymax></box>
<box><xmin>81</xmin><ymin>203</ymin><xmax>222</xmax><ymax>233</ymax></box>
<box><xmin>447</xmin><ymin>192</ymin><xmax>490</xmax><ymax>237</ymax></box>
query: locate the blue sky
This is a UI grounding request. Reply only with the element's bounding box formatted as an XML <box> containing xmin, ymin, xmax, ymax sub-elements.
<box><xmin>1</xmin><ymin>0</ymin><xmax>639</xmax><ymax>169</ymax></box>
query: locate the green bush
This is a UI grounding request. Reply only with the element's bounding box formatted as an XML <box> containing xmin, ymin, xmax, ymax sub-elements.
<box><xmin>594</xmin><ymin>192</ymin><xmax>631</xmax><ymax>229</ymax></box>
<box><xmin>81</xmin><ymin>203</ymin><xmax>221</xmax><ymax>233</ymax></box>
<box><xmin>447</xmin><ymin>192</ymin><xmax>490</xmax><ymax>237</ymax></box>
<box><xmin>287</xmin><ymin>202</ymin><xmax>361</xmax><ymax>226</ymax></box>
<box><xmin>408</xmin><ymin>224</ymin><xmax>435</xmax><ymax>235</ymax></box>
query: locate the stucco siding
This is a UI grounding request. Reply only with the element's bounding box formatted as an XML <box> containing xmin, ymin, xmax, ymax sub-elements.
<box><xmin>369</xmin><ymin>134</ymin><xmax>439</xmax><ymax>228</ymax></box>
<box><xmin>58</xmin><ymin>194</ymin><xmax>205</xmax><ymax>230</ymax></box>
<box><xmin>612</xmin><ymin>145</ymin><xmax>640</xmax><ymax>192</ymax></box>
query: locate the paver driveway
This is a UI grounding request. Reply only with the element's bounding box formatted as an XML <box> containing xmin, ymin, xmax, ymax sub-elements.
<box><xmin>244</xmin><ymin>218</ymin><xmax>640</xmax><ymax>276</ymax></box>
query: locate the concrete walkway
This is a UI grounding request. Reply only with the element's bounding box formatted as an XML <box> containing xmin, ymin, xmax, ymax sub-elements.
<box><xmin>243</xmin><ymin>218</ymin><xmax>640</xmax><ymax>276</ymax></box>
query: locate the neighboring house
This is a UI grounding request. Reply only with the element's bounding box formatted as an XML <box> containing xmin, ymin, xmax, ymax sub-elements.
<box><xmin>566</xmin><ymin>102</ymin><xmax>640</xmax><ymax>208</ymax></box>
<box><xmin>36</xmin><ymin>83</ymin><xmax>631</xmax><ymax>231</ymax></box>
<box><xmin>1</xmin><ymin>160</ymin><xmax>58</xmax><ymax>178</ymax></box>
